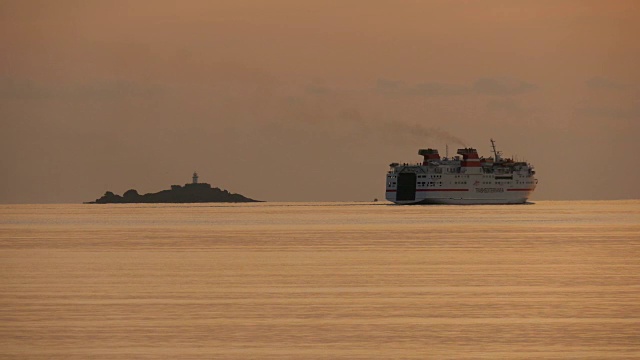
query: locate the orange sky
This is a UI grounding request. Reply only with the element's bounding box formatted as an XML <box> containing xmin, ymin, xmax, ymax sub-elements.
<box><xmin>1</xmin><ymin>1</ymin><xmax>639</xmax><ymax>202</ymax></box>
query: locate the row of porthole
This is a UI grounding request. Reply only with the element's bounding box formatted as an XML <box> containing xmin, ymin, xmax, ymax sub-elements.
<box><xmin>389</xmin><ymin>179</ymin><xmax>532</xmax><ymax>186</ymax></box>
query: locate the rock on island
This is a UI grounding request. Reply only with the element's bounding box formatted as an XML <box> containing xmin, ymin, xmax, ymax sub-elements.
<box><xmin>87</xmin><ymin>172</ymin><xmax>259</xmax><ymax>204</ymax></box>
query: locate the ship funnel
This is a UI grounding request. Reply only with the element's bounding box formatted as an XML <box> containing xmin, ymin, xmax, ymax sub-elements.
<box><xmin>457</xmin><ymin>148</ymin><xmax>480</xmax><ymax>167</ymax></box>
<box><xmin>456</xmin><ymin>148</ymin><xmax>479</xmax><ymax>159</ymax></box>
<box><xmin>418</xmin><ymin>148</ymin><xmax>440</xmax><ymax>165</ymax></box>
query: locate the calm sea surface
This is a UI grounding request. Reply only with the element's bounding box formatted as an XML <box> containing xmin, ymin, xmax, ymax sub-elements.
<box><xmin>1</xmin><ymin>201</ymin><xmax>639</xmax><ymax>359</ymax></box>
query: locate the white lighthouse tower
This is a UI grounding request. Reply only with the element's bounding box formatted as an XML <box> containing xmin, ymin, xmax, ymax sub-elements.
<box><xmin>192</xmin><ymin>171</ymin><xmax>199</xmax><ymax>184</ymax></box>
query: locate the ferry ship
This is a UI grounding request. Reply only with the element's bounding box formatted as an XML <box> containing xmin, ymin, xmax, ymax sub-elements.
<box><xmin>385</xmin><ymin>139</ymin><xmax>537</xmax><ymax>204</ymax></box>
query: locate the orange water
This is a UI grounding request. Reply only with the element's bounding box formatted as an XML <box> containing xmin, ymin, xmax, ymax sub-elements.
<box><xmin>1</xmin><ymin>201</ymin><xmax>639</xmax><ymax>359</ymax></box>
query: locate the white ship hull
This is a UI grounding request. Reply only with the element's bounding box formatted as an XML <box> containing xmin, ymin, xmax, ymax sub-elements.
<box><xmin>385</xmin><ymin>140</ymin><xmax>537</xmax><ymax>205</ymax></box>
<box><xmin>386</xmin><ymin>188</ymin><xmax>535</xmax><ymax>205</ymax></box>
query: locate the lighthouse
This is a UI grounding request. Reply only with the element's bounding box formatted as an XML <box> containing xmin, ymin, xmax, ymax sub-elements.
<box><xmin>192</xmin><ymin>172</ymin><xmax>199</xmax><ymax>184</ymax></box>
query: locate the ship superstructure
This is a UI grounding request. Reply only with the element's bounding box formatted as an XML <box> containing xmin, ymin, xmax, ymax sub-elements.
<box><xmin>385</xmin><ymin>139</ymin><xmax>537</xmax><ymax>204</ymax></box>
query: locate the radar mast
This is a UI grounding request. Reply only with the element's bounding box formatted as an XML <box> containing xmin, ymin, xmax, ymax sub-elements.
<box><xmin>490</xmin><ymin>138</ymin><xmax>502</xmax><ymax>162</ymax></box>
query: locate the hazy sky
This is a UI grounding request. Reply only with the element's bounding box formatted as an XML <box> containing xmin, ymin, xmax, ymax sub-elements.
<box><xmin>1</xmin><ymin>1</ymin><xmax>639</xmax><ymax>203</ymax></box>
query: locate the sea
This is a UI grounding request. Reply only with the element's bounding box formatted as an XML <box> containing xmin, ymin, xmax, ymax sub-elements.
<box><xmin>1</xmin><ymin>200</ymin><xmax>639</xmax><ymax>359</ymax></box>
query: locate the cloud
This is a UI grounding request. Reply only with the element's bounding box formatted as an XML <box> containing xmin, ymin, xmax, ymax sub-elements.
<box><xmin>0</xmin><ymin>77</ymin><xmax>52</xmax><ymax>99</ymax></box>
<box><xmin>305</xmin><ymin>84</ymin><xmax>332</xmax><ymax>95</ymax></box>
<box><xmin>72</xmin><ymin>81</ymin><xmax>163</xmax><ymax>99</ymax></box>
<box><xmin>577</xmin><ymin>105</ymin><xmax>640</xmax><ymax>119</ymax></box>
<box><xmin>586</xmin><ymin>77</ymin><xmax>628</xmax><ymax>91</ymax></box>
<box><xmin>409</xmin><ymin>82</ymin><xmax>469</xmax><ymax>96</ymax></box>
<box><xmin>376</xmin><ymin>76</ymin><xmax>536</xmax><ymax>97</ymax></box>
<box><xmin>375</xmin><ymin>78</ymin><xmax>404</xmax><ymax>92</ymax></box>
<box><xmin>0</xmin><ymin>77</ymin><xmax>162</xmax><ymax>101</ymax></box>
<box><xmin>486</xmin><ymin>97</ymin><xmax>525</xmax><ymax>114</ymax></box>
<box><xmin>375</xmin><ymin>78</ymin><xmax>469</xmax><ymax>96</ymax></box>
<box><xmin>473</xmin><ymin>77</ymin><xmax>536</xmax><ymax>96</ymax></box>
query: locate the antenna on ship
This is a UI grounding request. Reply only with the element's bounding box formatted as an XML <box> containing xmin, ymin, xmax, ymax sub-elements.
<box><xmin>192</xmin><ymin>171</ymin><xmax>199</xmax><ymax>184</ymax></box>
<box><xmin>446</xmin><ymin>144</ymin><xmax>449</xmax><ymax>159</ymax></box>
<box><xmin>490</xmin><ymin>138</ymin><xmax>502</xmax><ymax>162</ymax></box>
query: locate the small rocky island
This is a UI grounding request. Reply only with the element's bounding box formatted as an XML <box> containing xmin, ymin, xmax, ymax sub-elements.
<box><xmin>87</xmin><ymin>172</ymin><xmax>259</xmax><ymax>204</ymax></box>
